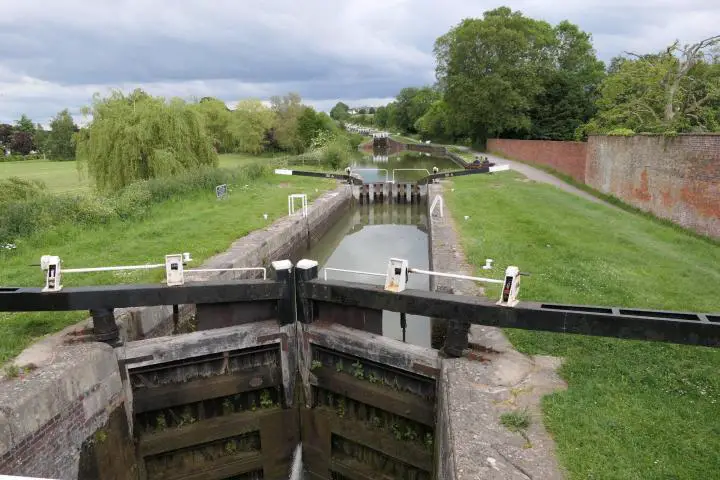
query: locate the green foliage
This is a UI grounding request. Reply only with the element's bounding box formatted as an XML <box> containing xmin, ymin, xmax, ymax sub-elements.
<box><xmin>45</xmin><ymin>109</ymin><xmax>78</xmax><ymax>160</ymax></box>
<box><xmin>3</xmin><ymin>364</ymin><xmax>19</xmax><ymax>378</ymax></box>
<box><xmin>583</xmin><ymin>38</ymin><xmax>720</xmax><ymax>134</ymax></box>
<box><xmin>500</xmin><ymin>409</ymin><xmax>532</xmax><ymax>432</ymax></box>
<box><xmin>269</xmin><ymin>92</ymin><xmax>305</xmax><ymax>153</ymax></box>
<box><xmin>352</xmin><ymin>360</ymin><xmax>364</xmax><ymax>380</ymax></box>
<box><xmin>310</xmin><ymin>360</ymin><xmax>323</xmax><ymax>371</ymax></box>
<box><xmin>232</xmin><ymin>99</ymin><xmax>275</xmax><ymax>155</ymax></box>
<box><xmin>0</xmin><ymin>163</ymin><xmax>268</xmax><ymax>244</ymax></box>
<box><xmin>435</xmin><ymin>7</ymin><xmax>557</xmax><ymax>142</ymax></box>
<box><xmin>14</xmin><ymin>114</ymin><xmax>35</xmax><ymax>134</ymax></box>
<box><xmin>330</xmin><ymin>102</ymin><xmax>350</xmax><ymax>121</ymax></box>
<box><xmin>190</xmin><ymin>97</ymin><xmax>237</xmax><ymax>153</ymax></box>
<box><xmin>259</xmin><ymin>389</ymin><xmax>274</xmax><ymax>409</ymax></box>
<box><xmin>606</xmin><ymin>128</ymin><xmax>636</xmax><ymax>136</ymax></box>
<box><xmin>75</xmin><ymin>89</ymin><xmax>218</xmax><ymax>192</ymax></box>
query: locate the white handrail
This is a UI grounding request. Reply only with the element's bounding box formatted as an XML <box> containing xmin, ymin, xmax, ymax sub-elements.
<box><xmin>323</xmin><ymin>268</ymin><xmax>386</xmax><ymax>281</ymax></box>
<box><xmin>430</xmin><ymin>195</ymin><xmax>444</xmax><ymax>218</ymax></box>
<box><xmin>187</xmin><ymin>267</ymin><xmax>267</xmax><ymax>280</ymax></box>
<box><xmin>392</xmin><ymin>168</ymin><xmax>430</xmax><ymax>183</ymax></box>
<box><xmin>64</xmin><ymin>263</ymin><xmax>165</xmax><ymax>273</ymax></box>
<box><xmin>408</xmin><ymin>268</ymin><xmax>504</xmax><ymax>284</ymax></box>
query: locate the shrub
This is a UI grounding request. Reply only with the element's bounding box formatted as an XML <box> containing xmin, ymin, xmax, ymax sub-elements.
<box><xmin>0</xmin><ymin>163</ymin><xmax>271</xmax><ymax>244</ymax></box>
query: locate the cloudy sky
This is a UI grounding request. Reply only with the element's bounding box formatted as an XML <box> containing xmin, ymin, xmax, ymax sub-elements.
<box><xmin>1</xmin><ymin>0</ymin><xmax>718</xmax><ymax>125</ymax></box>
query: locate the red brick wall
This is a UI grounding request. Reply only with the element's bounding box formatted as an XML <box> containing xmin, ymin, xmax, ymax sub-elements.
<box><xmin>487</xmin><ymin>138</ymin><xmax>587</xmax><ymax>183</ymax></box>
<box><xmin>586</xmin><ymin>135</ymin><xmax>720</xmax><ymax>238</ymax></box>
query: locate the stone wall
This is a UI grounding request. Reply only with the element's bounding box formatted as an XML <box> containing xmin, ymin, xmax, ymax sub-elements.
<box><xmin>488</xmin><ymin>135</ymin><xmax>720</xmax><ymax>239</ymax></box>
<box><xmin>0</xmin><ymin>343</ymin><xmax>136</xmax><ymax>479</ymax></box>
<box><xmin>487</xmin><ymin>138</ymin><xmax>587</xmax><ymax>182</ymax></box>
<box><xmin>0</xmin><ymin>185</ymin><xmax>352</xmax><ymax>479</ymax></box>
<box><xmin>586</xmin><ymin>135</ymin><xmax>719</xmax><ymax>238</ymax></box>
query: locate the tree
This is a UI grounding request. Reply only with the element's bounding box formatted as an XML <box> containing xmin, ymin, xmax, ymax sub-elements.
<box><xmin>374</xmin><ymin>106</ymin><xmax>389</xmax><ymax>128</ymax></box>
<box><xmin>527</xmin><ymin>21</ymin><xmax>605</xmax><ymax>140</ymax></box>
<box><xmin>583</xmin><ymin>36</ymin><xmax>720</xmax><ymax>134</ymax></box>
<box><xmin>0</xmin><ymin>124</ymin><xmax>13</xmax><ymax>147</ymax></box>
<box><xmin>330</xmin><ymin>102</ymin><xmax>350</xmax><ymax>121</ymax></box>
<box><xmin>10</xmin><ymin>131</ymin><xmax>34</xmax><ymax>155</ymax></box>
<box><xmin>368</xmin><ymin>107</ymin><xmax>376</xmax><ymax>114</ymax></box>
<box><xmin>75</xmin><ymin>89</ymin><xmax>217</xmax><ymax>191</ymax></box>
<box><xmin>33</xmin><ymin>123</ymin><xmax>49</xmax><ymax>154</ymax></box>
<box><xmin>270</xmin><ymin>93</ymin><xmax>305</xmax><ymax>153</ymax></box>
<box><xmin>45</xmin><ymin>109</ymin><xmax>78</xmax><ymax>160</ymax></box>
<box><xmin>15</xmin><ymin>114</ymin><xmax>35</xmax><ymax>134</ymax></box>
<box><xmin>415</xmin><ymin>99</ymin><xmax>456</xmax><ymax>140</ymax></box>
<box><xmin>233</xmin><ymin>99</ymin><xmax>275</xmax><ymax>155</ymax></box>
<box><xmin>391</xmin><ymin>87</ymin><xmax>440</xmax><ymax>133</ymax></box>
<box><xmin>190</xmin><ymin>97</ymin><xmax>237</xmax><ymax>153</ymax></box>
<box><xmin>435</xmin><ymin>7</ymin><xmax>556</xmax><ymax>142</ymax></box>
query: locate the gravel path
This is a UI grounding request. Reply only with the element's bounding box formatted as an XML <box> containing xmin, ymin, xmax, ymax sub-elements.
<box><xmin>457</xmin><ymin>147</ymin><xmax>619</xmax><ymax>209</ymax></box>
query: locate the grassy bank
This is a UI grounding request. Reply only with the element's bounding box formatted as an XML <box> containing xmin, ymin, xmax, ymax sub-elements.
<box><xmin>445</xmin><ymin>171</ymin><xmax>720</xmax><ymax>479</ymax></box>
<box><xmin>487</xmin><ymin>151</ymin><xmax>719</xmax><ymax>246</ymax></box>
<box><xmin>0</xmin><ymin>166</ymin><xmax>335</xmax><ymax>365</ymax></box>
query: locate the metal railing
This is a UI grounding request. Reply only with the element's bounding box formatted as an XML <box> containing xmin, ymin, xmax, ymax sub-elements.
<box><xmin>408</xmin><ymin>267</ymin><xmax>504</xmax><ymax>285</ymax></box>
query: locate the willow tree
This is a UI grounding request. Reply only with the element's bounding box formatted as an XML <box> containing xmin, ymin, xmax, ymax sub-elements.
<box><xmin>75</xmin><ymin>89</ymin><xmax>218</xmax><ymax>191</ymax></box>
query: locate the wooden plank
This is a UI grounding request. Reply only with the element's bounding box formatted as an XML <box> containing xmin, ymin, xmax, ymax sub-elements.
<box><xmin>139</xmin><ymin>408</ymin><xmax>279</xmax><ymax>457</ymax></box>
<box><xmin>260</xmin><ymin>408</ymin><xmax>301</xmax><ymax>479</ymax></box>
<box><xmin>307</xmin><ymin>322</ymin><xmax>440</xmax><ymax>380</ymax></box>
<box><xmin>301</xmin><ymin>407</ymin><xmax>331</xmax><ymax>478</ymax></box>
<box><xmin>329</xmin><ymin>459</ymin><xmax>379</xmax><ymax>480</ymax></box>
<box><xmin>133</xmin><ymin>366</ymin><xmax>279</xmax><ymax>413</ymax></box>
<box><xmin>149</xmin><ymin>452</ymin><xmax>263</xmax><ymax>480</ymax></box>
<box><xmin>316</xmin><ymin>408</ymin><xmax>432</xmax><ymax>471</ymax></box>
<box><xmin>312</xmin><ymin>368</ymin><xmax>435</xmax><ymax>426</ymax></box>
<box><xmin>118</xmin><ymin>320</ymin><xmax>281</xmax><ymax>369</ymax></box>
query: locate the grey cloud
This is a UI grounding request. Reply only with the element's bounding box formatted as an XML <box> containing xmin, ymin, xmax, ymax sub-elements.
<box><xmin>0</xmin><ymin>0</ymin><xmax>718</xmax><ymax>123</ymax></box>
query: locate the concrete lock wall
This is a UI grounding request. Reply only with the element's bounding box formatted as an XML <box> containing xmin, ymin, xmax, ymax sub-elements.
<box><xmin>488</xmin><ymin>135</ymin><xmax>720</xmax><ymax>239</ymax></box>
<box><xmin>0</xmin><ymin>185</ymin><xmax>352</xmax><ymax>480</ymax></box>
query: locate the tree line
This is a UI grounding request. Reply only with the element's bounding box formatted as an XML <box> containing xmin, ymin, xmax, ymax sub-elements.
<box><xmin>0</xmin><ymin>111</ymin><xmax>79</xmax><ymax>160</ymax></box>
<box><xmin>334</xmin><ymin>7</ymin><xmax>720</xmax><ymax>145</ymax></box>
<box><xmin>3</xmin><ymin>89</ymin><xmax>356</xmax><ymax>191</ymax></box>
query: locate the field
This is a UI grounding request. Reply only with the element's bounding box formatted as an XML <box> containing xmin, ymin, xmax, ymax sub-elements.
<box><xmin>0</xmin><ymin>154</ymin><xmax>282</xmax><ymax>193</ymax></box>
<box><xmin>446</xmin><ymin>171</ymin><xmax>720</xmax><ymax>479</ymax></box>
<box><xmin>0</xmin><ymin>160</ymin><xmax>335</xmax><ymax>364</ymax></box>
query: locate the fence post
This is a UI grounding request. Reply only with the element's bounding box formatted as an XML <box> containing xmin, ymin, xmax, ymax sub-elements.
<box><xmin>271</xmin><ymin>260</ymin><xmax>295</xmax><ymax>326</ymax></box>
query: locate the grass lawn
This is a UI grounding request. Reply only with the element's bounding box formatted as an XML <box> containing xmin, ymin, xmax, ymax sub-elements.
<box><xmin>445</xmin><ymin>171</ymin><xmax>720</xmax><ymax>479</ymax></box>
<box><xmin>0</xmin><ymin>154</ymin><xmax>282</xmax><ymax>194</ymax></box>
<box><xmin>0</xmin><ymin>172</ymin><xmax>335</xmax><ymax>365</ymax></box>
<box><xmin>0</xmin><ymin>159</ymin><xmax>90</xmax><ymax>193</ymax></box>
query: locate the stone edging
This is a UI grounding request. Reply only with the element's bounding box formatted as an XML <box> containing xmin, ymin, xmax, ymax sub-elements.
<box><xmin>427</xmin><ymin>181</ymin><xmax>568</xmax><ymax>480</ymax></box>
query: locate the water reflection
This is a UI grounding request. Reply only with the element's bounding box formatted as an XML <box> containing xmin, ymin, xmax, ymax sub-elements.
<box><xmin>302</xmin><ymin>203</ymin><xmax>431</xmax><ymax>348</ymax></box>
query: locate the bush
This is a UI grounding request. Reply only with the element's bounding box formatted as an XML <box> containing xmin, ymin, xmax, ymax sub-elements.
<box><xmin>0</xmin><ymin>163</ymin><xmax>271</xmax><ymax>244</ymax></box>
